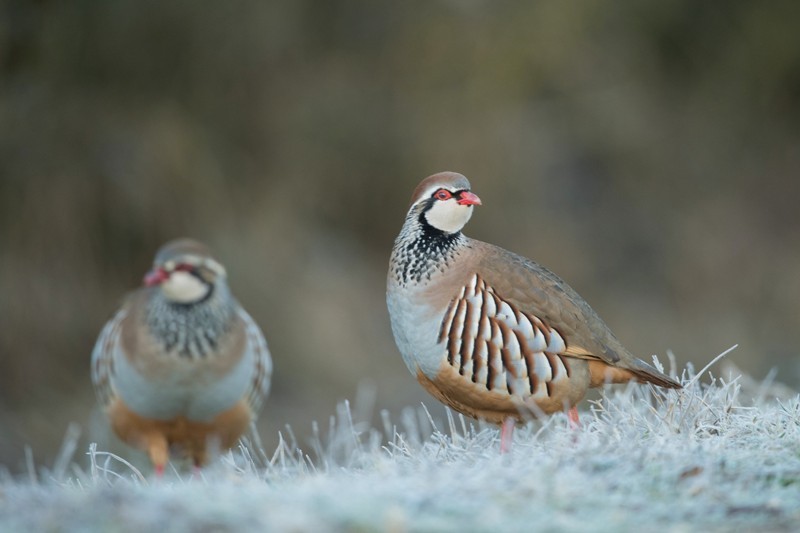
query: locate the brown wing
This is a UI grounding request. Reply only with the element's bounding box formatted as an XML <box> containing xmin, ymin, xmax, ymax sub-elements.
<box><xmin>438</xmin><ymin>272</ymin><xmax>575</xmax><ymax>400</ymax></box>
<box><xmin>469</xmin><ymin>241</ymin><xmax>681</xmax><ymax>389</ymax></box>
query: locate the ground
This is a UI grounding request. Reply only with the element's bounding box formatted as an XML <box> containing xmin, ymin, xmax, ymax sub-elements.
<box><xmin>1</xmin><ymin>353</ymin><xmax>799</xmax><ymax>532</ymax></box>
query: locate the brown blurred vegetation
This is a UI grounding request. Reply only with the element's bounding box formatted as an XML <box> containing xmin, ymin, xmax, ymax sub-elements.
<box><xmin>1</xmin><ymin>0</ymin><xmax>799</xmax><ymax>471</ymax></box>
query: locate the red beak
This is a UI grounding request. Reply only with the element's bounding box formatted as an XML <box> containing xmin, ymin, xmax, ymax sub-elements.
<box><xmin>457</xmin><ymin>191</ymin><xmax>482</xmax><ymax>206</ymax></box>
<box><xmin>144</xmin><ymin>267</ymin><xmax>169</xmax><ymax>287</ymax></box>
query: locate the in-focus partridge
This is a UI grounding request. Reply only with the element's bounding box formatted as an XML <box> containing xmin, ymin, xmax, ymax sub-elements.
<box><xmin>91</xmin><ymin>239</ymin><xmax>272</xmax><ymax>474</ymax></box>
<box><xmin>387</xmin><ymin>172</ymin><xmax>681</xmax><ymax>442</ymax></box>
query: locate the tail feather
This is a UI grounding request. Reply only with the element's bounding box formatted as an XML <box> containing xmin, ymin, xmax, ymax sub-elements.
<box><xmin>630</xmin><ymin>360</ymin><xmax>682</xmax><ymax>389</ymax></box>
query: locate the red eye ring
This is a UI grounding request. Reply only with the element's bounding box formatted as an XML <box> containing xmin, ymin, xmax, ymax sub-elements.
<box><xmin>174</xmin><ymin>263</ymin><xmax>194</xmax><ymax>273</ymax></box>
<box><xmin>434</xmin><ymin>189</ymin><xmax>453</xmax><ymax>201</ymax></box>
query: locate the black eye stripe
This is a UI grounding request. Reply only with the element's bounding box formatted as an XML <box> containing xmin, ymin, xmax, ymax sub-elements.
<box><xmin>173</xmin><ymin>263</ymin><xmax>195</xmax><ymax>273</ymax></box>
<box><xmin>432</xmin><ymin>188</ymin><xmax>467</xmax><ymax>200</ymax></box>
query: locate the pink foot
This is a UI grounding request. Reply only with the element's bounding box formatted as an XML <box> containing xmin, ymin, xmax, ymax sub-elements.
<box><xmin>500</xmin><ymin>417</ymin><xmax>515</xmax><ymax>454</ymax></box>
<box><xmin>568</xmin><ymin>406</ymin><xmax>580</xmax><ymax>429</ymax></box>
<box><xmin>154</xmin><ymin>464</ymin><xmax>165</xmax><ymax>478</ymax></box>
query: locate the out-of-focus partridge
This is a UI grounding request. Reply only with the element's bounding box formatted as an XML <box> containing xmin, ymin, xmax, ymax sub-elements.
<box><xmin>387</xmin><ymin>172</ymin><xmax>681</xmax><ymax>446</ymax></box>
<box><xmin>91</xmin><ymin>238</ymin><xmax>271</xmax><ymax>474</ymax></box>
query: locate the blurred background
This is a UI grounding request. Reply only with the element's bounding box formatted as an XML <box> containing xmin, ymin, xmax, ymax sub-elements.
<box><xmin>2</xmin><ymin>0</ymin><xmax>799</xmax><ymax>472</ymax></box>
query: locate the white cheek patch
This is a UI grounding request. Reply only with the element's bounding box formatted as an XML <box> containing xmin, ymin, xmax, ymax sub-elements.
<box><xmin>424</xmin><ymin>200</ymin><xmax>473</xmax><ymax>233</ymax></box>
<box><xmin>160</xmin><ymin>271</ymin><xmax>210</xmax><ymax>303</ymax></box>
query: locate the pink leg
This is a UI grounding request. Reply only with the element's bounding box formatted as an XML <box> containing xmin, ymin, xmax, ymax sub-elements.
<box><xmin>500</xmin><ymin>417</ymin><xmax>515</xmax><ymax>454</ymax></box>
<box><xmin>154</xmin><ymin>464</ymin><xmax>165</xmax><ymax>478</ymax></box>
<box><xmin>568</xmin><ymin>406</ymin><xmax>580</xmax><ymax>429</ymax></box>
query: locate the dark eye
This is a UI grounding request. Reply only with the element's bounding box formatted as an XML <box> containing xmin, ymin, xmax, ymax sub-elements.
<box><xmin>174</xmin><ymin>263</ymin><xmax>194</xmax><ymax>273</ymax></box>
<box><xmin>434</xmin><ymin>189</ymin><xmax>453</xmax><ymax>201</ymax></box>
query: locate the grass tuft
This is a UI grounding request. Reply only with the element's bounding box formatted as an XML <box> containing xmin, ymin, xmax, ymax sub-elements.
<box><xmin>2</xmin><ymin>351</ymin><xmax>799</xmax><ymax>531</ymax></box>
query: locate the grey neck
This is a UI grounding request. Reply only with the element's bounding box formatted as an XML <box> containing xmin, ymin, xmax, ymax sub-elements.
<box><xmin>145</xmin><ymin>281</ymin><xmax>236</xmax><ymax>359</ymax></box>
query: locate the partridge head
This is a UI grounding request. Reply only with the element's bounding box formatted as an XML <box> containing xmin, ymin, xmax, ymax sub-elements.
<box><xmin>387</xmin><ymin>172</ymin><xmax>681</xmax><ymax>435</ymax></box>
<box><xmin>91</xmin><ymin>238</ymin><xmax>272</xmax><ymax>474</ymax></box>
